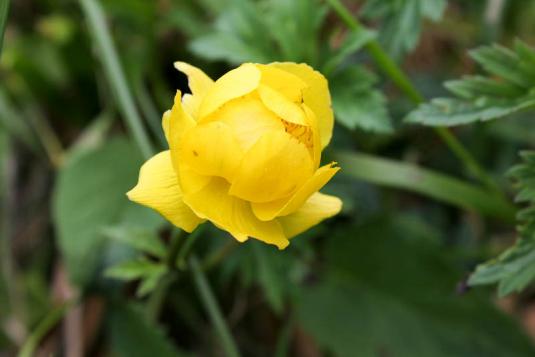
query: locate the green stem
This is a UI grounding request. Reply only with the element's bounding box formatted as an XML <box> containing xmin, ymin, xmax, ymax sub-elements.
<box><xmin>78</xmin><ymin>0</ymin><xmax>154</xmax><ymax>159</ymax></box>
<box><xmin>146</xmin><ymin>229</ymin><xmax>185</xmax><ymax>322</ymax></box>
<box><xmin>18</xmin><ymin>302</ymin><xmax>73</xmax><ymax>357</ymax></box>
<box><xmin>133</xmin><ymin>78</ymin><xmax>167</xmax><ymax>148</ymax></box>
<box><xmin>190</xmin><ymin>256</ymin><xmax>241</xmax><ymax>357</ymax></box>
<box><xmin>0</xmin><ymin>0</ymin><xmax>9</xmax><ymax>55</ymax></box>
<box><xmin>201</xmin><ymin>240</ymin><xmax>237</xmax><ymax>272</ymax></box>
<box><xmin>325</xmin><ymin>0</ymin><xmax>499</xmax><ymax>193</ymax></box>
<box><xmin>175</xmin><ymin>225</ymin><xmax>205</xmax><ymax>270</ymax></box>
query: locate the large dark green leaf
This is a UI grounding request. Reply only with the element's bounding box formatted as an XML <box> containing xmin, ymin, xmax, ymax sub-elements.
<box><xmin>53</xmin><ymin>137</ymin><xmax>143</xmax><ymax>287</ymax></box>
<box><xmin>298</xmin><ymin>217</ymin><xmax>535</xmax><ymax>357</ymax></box>
<box><xmin>109</xmin><ymin>303</ymin><xmax>188</xmax><ymax>357</ymax></box>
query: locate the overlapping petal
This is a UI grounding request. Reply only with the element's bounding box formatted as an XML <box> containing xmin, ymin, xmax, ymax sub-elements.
<box><xmin>271</xmin><ymin>62</ymin><xmax>334</xmax><ymax>149</ymax></box>
<box><xmin>129</xmin><ymin>61</ymin><xmax>341</xmax><ymax>250</ymax></box>
<box><xmin>199</xmin><ymin>63</ymin><xmax>261</xmax><ymax>119</ymax></box>
<box><xmin>258</xmin><ymin>85</ymin><xmax>307</xmax><ymax>126</ymax></box>
<box><xmin>174</xmin><ymin>62</ymin><xmax>214</xmax><ymax>118</ymax></box>
<box><xmin>127</xmin><ymin>151</ymin><xmax>204</xmax><ymax>232</ymax></box>
<box><xmin>252</xmin><ymin>163</ymin><xmax>339</xmax><ymax>221</ymax></box>
<box><xmin>183</xmin><ymin>178</ymin><xmax>289</xmax><ymax>249</ymax></box>
<box><xmin>256</xmin><ymin>64</ymin><xmax>307</xmax><ymax>102</ymax></box>
<box><xmin>178</xmin><ymin>121</ymin><xmax>244</xmax><ymax>182</ymax></box>
<box><xmin>229</xmin><ymin>130</ymin><xmax>314</xmax><ymax>203</ymax></box>
<box><xmin>206</xmin><ymin>96</ymin><xmax>284</xmax><ymax>152</ymax></box>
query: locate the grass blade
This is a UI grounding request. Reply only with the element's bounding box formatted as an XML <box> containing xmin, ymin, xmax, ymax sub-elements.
<box><xmin>78</xmin><ymin>0</ymin><xmax>154</xmax><ymax>159</ymax></box>
<box><xmin>333</xmin><ymin>151</ymin><xmax>516</xmax><ymax>222</ymax></box>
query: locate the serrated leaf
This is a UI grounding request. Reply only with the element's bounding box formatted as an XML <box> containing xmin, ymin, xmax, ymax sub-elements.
<box><xmin>109</xmin><ymin>303</ymin><xmax>188</xmax><ymax>357</ymax></box>
<box><xmin>406</xmin><ymin>96</ymin><xmax>535</xmax><ymax>126</ymax></box>
<box><xmin>136</xmin><ymin>271</ymin><xmax>165</xmax><ymax>297</ymax></box>
<box><xmin>331</xmin><ymin>67</ymin><xmax>393</xmax><ymax>133</ymax></box>
<box><xmin>362</xmin><ymin>0</ymin><xmax>446</xmax><ymax>58</ymax></box>
<box><xmin>105</xmin><ymin>259</ymin><xmax>165</xmax><ymax>281</ymax></box>
<box><xmin>406</xmin><ymin>41</ymin><xmax>535</xmax><ymax>127</ymax></box>
<box><xmin>469</xmin><ymin>44</ymin><xmax>535</xmax><ymax>88</ymax></box>
<box><xmin>53</xmin><ymin>137</ymin><xmax>143</xmax><ymax>287</ymax></box>
<box><xmin>470</xmin><ymin>151</ymin><xmax>535</xmax><ymax>296</ymax></box>
<box><xmin>323</xmin><ymin>27</ymin><xmax>376</xmax><ymax>75</ymax></box>
<box><xmin>103</xmin><ymin>225</ymin><xmax>166</xmax><ymax>258</ymax></box>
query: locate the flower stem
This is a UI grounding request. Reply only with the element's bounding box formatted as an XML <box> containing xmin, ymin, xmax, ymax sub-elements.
<box><xmin>190</xmin><ymin>255</ymin><xmax>241</xmax><ymax>357</ymax></box>
<box><xmin>0</xmin><ymin>0</ymin><xmax>9</xmax><ymax>55</ymax></box>
<box><xmin>18</xmin><ymin>301</ymin><xmax>74</xmax><ymax>357</ymax></box>
<box><xmin>78</xmin><ymin>0</ymin><xmax>154</xmax><ymax>159</ymax></box>
<box><xmin>146</xmin><ymin>229</ymin><xmax>185</xmax><ymax>322</ymax></box>
<box><xmin>325</xmin><ymin>0</ymin><xmax>499</xmax><ymax>193</ymax></box>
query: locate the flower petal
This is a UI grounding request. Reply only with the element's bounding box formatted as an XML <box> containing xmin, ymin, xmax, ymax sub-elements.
<box><xmin>278</xmin><ymin>192</ymin><xmax>342</xmax><ymax>238</ymax></box>
<box><xmin>271</xmin><ymin>62</ymin><xmax>333</xmax><ymax>149</ymax></box>
<box><xmin>174</xmin><ymin>62</ymin><xmax>214</xmax><ymax>97</ymax></box>
<box><xmin>229</xmin><ymin>130</ymin><xmax>314</xmax><ymax>203</ymax></box>
<box><xmin>178</xmin><ymin>121</ymin><xmax>244</xmax><ymax>183</ymax></box>
<box><xmin>168</xmin><ymin>91</ymin><xmax>197</xmax><ymax>172</ymax></box>
<box><xmin>162</xmin><ymin>110</ymin><xmax>171</xmax><ymax>143</ymax></box>
<box><xmin>183</xmin><ymin>178</ymin><xmax>289</xmax><ymax>249</ymax></box>
<box><xmin>127</xmin><ymin>151</ymin><xmax>204</xmax><ymax>232</ymax></box>
<box><xmin>256</xmin><ymin>64</ymin><xmax>307</xmax><ymax>102</ymax></box>
<box><xmin>207</xmin><ymin>96</ymin><xmax>285</xmax><ymax>152</ymax></box>
<box><xmin>199</xmin><ymin>63</ymin><xmax>261</xmax><ymax>119</ymax></box>
<box><xmin>258</xmin><ymin>85</ymin><xmax>307</xmax><ymax>126</ymax></box>
<box><xmin>252</xmin><ymin>163</ymin><xmax>339</xmax><ymax>221</ymax></box>
<box><xmin>181</xmin><ymin>93</ymin><xmax>199</xmax><ymax>118</ymax></box>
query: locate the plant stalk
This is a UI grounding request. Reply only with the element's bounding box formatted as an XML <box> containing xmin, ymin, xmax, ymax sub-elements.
<box><xmin>78</xmin><ymin>0</ymin><xmax>154</xmax><ymax>159</ymax></box>
<box><xmin>0</xmin><ymin>0</ymin><xmax>9</xmax><ymax>54</ymax></box>
<box><xmin>325</xmin><ymin>0</ymin><xmax>499</xmax><ymax>193</ymax></box>
<box><xmin>190</xmin><ymin>255</ymin><xmax>241</xmax><ymax>357</ymax></box>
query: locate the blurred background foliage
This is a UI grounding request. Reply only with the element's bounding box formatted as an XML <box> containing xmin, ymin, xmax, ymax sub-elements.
<box><xmin>2</xmin><ymin>0</ymin><xmax>535</xmax><ymax>356</ymax></box>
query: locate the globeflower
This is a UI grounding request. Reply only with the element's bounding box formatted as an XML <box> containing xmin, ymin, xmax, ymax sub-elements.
<box><xmin>127</xmin><ymin>62</ymin><xmax>341</xmax><ymax>249</ymax></box>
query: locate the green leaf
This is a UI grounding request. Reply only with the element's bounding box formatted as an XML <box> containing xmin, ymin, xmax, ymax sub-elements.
<box><xmin>469</xmin><ymin>151</ymin><xmax>535</xmax><ymax>296</ymax></box>
<box><xmin>103</xmin><ymin>225</ymin><xmax>166</xmax><ymax>258</ymax></box>
<box><xmin>109</xmin><ymin>303</ymin><xmax>188</xmax><ymax>357</ymax></box>
<box><xmin>330</xmin><ymin>67</ymin><xmax>393</xmax><ymax>133</ymax></box>
<box><xmin>323</xmin><ymin>28</ymin><xmax>376</xmax><ymax>75</ymax></box>
<box><xmin>189</xmin><ymin>0</ymin><xmax>329</xmax><ymax>66</ymax></box>
<box><xmin>136</xmin><ymin>271</ymin><xmax>165</xmax><ymax>298</ymax></box>
<box><xmin>406</xmin><ymin>41</ymin><xmax>535</xmax><ymax>126</ymax></box>
<box><xmin>362</xmin><ymin>0</ymin><xmax>446</xmax><ymax>58</ymax></box>
<box><xmin>105</xmin><ymin>259</ymin><xmax>165</xmax><ymax>281</ymax></box>
<box><xmin>298</xmin><ymin>217</ymin><xmax>535</xmax><ymax>357</ymax></box>
<box><xmin>332</xmin><ymin>151</ymin><xmax>516</xmax><ymax>221</ymax></box>
<box><xmin>53</xmin><ymin>137</ymin><xmax>142</xmax><ymax>287</ymax></box>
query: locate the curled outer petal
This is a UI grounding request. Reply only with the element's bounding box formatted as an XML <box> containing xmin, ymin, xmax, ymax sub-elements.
<box><xmin>279</xmin><ymin>192</ymin><xmax>342</xmax><ymax>238</ymax></box>
<box><xmin>168</xmin><ymin>91</ymin><xmax>197</xmax><ymax>172</ymax></box>
<box><xmin>174</xmin><ymin>62</ymin><xmax>214</xmax><ymax>117</ymax></box>
<box><xmin>127</xmin><ymin>151</ymin><xmax>204</xmax><ymax>232</ymax></box>
<box><xmin>271</xmin><ymin>62</ymin><xmax>334</xmax><ymax>149</ymax></box>
<box><xmin>252</xmin><ymin>163</ymin><xmax>340</xmax><ymax>221</ymax></box>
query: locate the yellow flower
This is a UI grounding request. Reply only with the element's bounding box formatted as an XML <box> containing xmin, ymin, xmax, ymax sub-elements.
<box><xmin>127</xmin><ymin>62</ymin><xmax>342</xmax><ymax>249</ymax></box>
